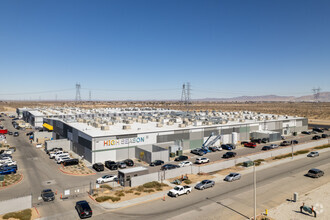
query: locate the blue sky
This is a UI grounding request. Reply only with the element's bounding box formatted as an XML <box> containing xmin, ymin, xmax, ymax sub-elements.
<box><xmin>1</xmin><ymin>0</ymin><xmax>330</xmax><ymax>100</ymax></box>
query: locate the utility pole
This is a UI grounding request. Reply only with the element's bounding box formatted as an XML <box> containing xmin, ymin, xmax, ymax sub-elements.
<box><xmin>312</xmin><ymin>87</ymin><xmax>321</xmax><ymax>102</ymax></box>
<box><xmin>181</xmin><ymin>84</ymin><xmax>187</xmax><ymax>105</ymax></box>
<box><xmin>89</xmin><ymin>90</ymin><xmax>91</xmax><ymax>102</ymax></box>
<box><xmin>253</xmin><ymin>163</ymin><xmax>256</xmax><ymax>220</ymax></box>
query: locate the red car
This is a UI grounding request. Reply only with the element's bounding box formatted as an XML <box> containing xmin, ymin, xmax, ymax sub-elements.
<box><xmin>244</xmin><ymin>142</ymin><xmax>257</xmax><ymax>148</ymax></box>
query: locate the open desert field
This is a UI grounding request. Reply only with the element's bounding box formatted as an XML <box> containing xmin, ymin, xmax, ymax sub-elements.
<box><xmin>1</xmin><ymin>101</ymin><xmax>330</xmax><ymax>123</ymax></box>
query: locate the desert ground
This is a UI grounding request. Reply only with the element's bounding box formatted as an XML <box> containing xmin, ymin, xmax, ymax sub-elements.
<box><xmin>1</xmin><ymin>101</ymin><xmax>330</xmax><ymax>123</ymax></box>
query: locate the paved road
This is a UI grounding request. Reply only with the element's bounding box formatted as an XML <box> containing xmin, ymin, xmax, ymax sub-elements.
<box><xmin>93</xmin><ymin>150</ymin><xmax>330</xmax><ymax>220</ymax></box>
<box><xmin>308</xmin><ymin>123</ymin><xmax>330</xmax><ymax>129</ymax></box>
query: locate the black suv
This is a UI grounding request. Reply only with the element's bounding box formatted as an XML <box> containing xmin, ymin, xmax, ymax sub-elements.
<box><xmin>150</xmin><ymin>160</ymin><xmax>164</xmax><ymax>166</ymax></box>
<box><xmin>124</xmin><ymin>159</ymin><xmax>134</xmax><ymax>166</ymax></box>
<box><xmin>174</xmin><ymin>155</ymin><xmax>188</xmax><ymax>162</ymax></box>
<box><xmin>312</xmin><ymin>135</ymin><xmax>321</xmax><ymax>140</ymax></box>
<box><xmin>13</xmin><ymin>132</ymin><xmax>19</xmax><ymax>137</ymax></box>
<box><xmin>105</xmin><ymin>160</ymin><xmax>118</xmax><ymax>170</ymax></box>
<box><xmin>312</xmin><ymin>128</ymin><xmax>323</xmax><ymax>133</ymax></box>
<box><xmin>161</xmin><ymin>164</ymin><xmax>180</xmax><ymax>170</ymax></box>
<box><xmin>41</xmin><ymin>189</ymin><xmax>55</xmax><ymax>202</ymax></box>
<box><xmin>223</xmin><ymin>152</ymin><xmax>237</xmax><ymax>159</ymax></box>
<box><xmin>92</xmin><ymin>163</ymin><xmax>104</xmax><ymax>172</ymax></box>
<box><xmin>262</xmin><ymin>146</ymin><xmax>272</xmax><ymax>151</ymax></box>
<box><xmin>75</xmin><ymin>200</ymin><xmax>92</xmax><ymax>219</ymax></box>
<box><xmin>322</xmin><ymin>134</ymin><xmax>329</xmax><ymax>138</ymax></box>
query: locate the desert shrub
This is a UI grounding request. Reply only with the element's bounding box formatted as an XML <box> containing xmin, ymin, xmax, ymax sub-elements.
<box><xmin>235</xmin><ymin>162</ymin><xmax>243</xmax><ymax>167</ymax></box>
<box><xmin>109</xmin><ymin>196</ymin><xmax>121</xmax><ymax>202</ymax></box>
<box><xmin>156</xmin><ymin>188</ymin><xmax>163</xmax><ymax>191</ymax></box>
<box><xmin>136</xmin><ymin>186</ymin><xmax>145</xmax><ymax>192</ymax></box>
<box><xmin>100</xmin><ymin>185</ymin><xmax>112</xmax><ymax>190</ymax></box>
<box><xmin>115</xmin><ymin>191</ymin><xmax>125</xmax><ymax>197</ymax></box>
<box><xmin>273</xmin><ymin>153</ymin><xmax>291</xmax><ymax>160</ymax></box>
<box><xmin>293</xmin><ymin>150</ymin><xmax>309</xmax><ymax>155</ymax></box>
<box><xmin>160</xmin><ymin>183</ymin><xmax>168</xmax><ymax>187</ymax></box>
<box><xmin>184</xmin><ymin>179</ymin><xmax>192</xmax><ymax>184</ymax></box>
<box><xmin>134</xmin><ymin>192</ymin><xmax>141</xmax><ymax>195</ymax></box>
<box><xmin>143</xmin><ymin>189</ymin><xmax>155</xmax><ymax>193</ymax></box>
<box><xmin>3</xmin><ymin>209</ymin><xmax>32</xmax><ymax>220</ymax></box>
<box><xmin>125</xmin><ymin>190</ymin><xmax>134</xmax><ymax>194</ymax></box>
<box><xmin>143</xmin><ymin>181</ymin><xmax>161</xmax><ymax>188</ymax></box>
<box><xmin>95</xmin><ymin>196</ymin><xmax>111</xmax><ymax>202</ymax></box>
<box><xmin>314</xmin><ymin>144</ymin><xmax>330</xmax><ymax>150</ymax></box>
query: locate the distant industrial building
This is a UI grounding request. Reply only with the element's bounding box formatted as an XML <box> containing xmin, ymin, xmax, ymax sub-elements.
<box><xmin>19</xmin><ymin>107</ymin><xmax>308</xmax><ymax>164</ymax></box>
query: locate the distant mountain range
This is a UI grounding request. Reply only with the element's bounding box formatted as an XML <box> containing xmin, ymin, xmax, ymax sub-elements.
<box><xmin>195</xmin><ymin>92</ymin><xmax>330</xmax><ymax>102</ymax></box>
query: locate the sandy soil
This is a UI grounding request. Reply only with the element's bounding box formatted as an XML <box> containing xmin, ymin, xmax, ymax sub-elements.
<box><xmin>59</xmin><ymin>163</ymin><xmax>95</xmax><ymax>175</ymax></box>
<box><xmin>168</xmin><ymin>173</ymin><xmax>215</xmax><ymax>184</ymax></box>
<box><xmin>0</xmin><ymin>208</ymin><xmax>39</xmax><ymax>220</ymax></box>
<box><xmin>268</xmin><ymin>182</ymin><xmax>330</xmax><ymax>220</ymax></box>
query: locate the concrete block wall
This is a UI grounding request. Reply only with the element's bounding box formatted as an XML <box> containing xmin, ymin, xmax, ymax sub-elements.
<box><xmin>33</xmin><ymin>131</ymin><xmax>53</xmax><ymax>143</ymax></box>
<box><xmin>0</xmin><ymin>195</ymin><xmax>32</xmax><ymax>215</ymax></box>
<box><xmin>45</xmin><ymin>139</ymin><xmax>71</xmax><ymax>152</ymax></box>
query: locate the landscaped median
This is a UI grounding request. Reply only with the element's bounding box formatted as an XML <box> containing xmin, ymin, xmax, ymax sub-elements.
<box><xmin>91</xmin><ymin>181</ymin><xmax>171</xmax><ymax>204</ymax></box>
<box><xmin>59</xmin><ymin>161</ymin><xmax>95</xmax><ymax>176</ymax></box>
<box><xmin>0</xmin><ymin>208</ymin><xmax>39</xmax><ymax>220</ymax></box>
<box><xmin>0</xmin><ymin>173</ymin><xmax>23</xmax><ymax>190</ymax></box>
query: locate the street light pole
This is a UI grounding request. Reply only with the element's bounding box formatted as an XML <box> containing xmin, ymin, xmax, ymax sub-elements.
<box><xmin>253</xmin><ymin>163</ymin><xmax>256</xmax><ymax>220</ymax></box>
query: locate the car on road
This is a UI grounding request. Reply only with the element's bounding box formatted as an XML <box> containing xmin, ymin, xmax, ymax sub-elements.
<box><xmin>123</xmin><ymin>159</ymin><xmax>134</xmax><ymax>167</ymax></box>
<box><xmin>195</xmin><ymin>157</ymin><xmax>210</xmax><ymax>164</ymax></box>
<box><xmin>92</xmin><ymin>163</ymin><xmax>104</xmax><ymax>172</ymax></box>
<box><xmin>8</xmin><ymin>131</ymin><xmax>13</xmax><ymax>135</ymax></box>
<box><xmin>13</xmin><ymin>132</ymin><xmax>19</xmax><ymax>137</ymax></box>
<box><xmin>306</xmin><ymin>168</ymin><xmax>324</xmax><ymax>178</ymax></box>
<box><xmin>223</xmin><ymin>152</ymin><xmax>237</xmax><ymax>159</ymax></box>
<box><xmin>174</xmin><ymin>155</ymin><xmax>189</xmax><ymax>162</ymax></box>
<box><xmin>161</xmin><ymin>164</ymin><xmax>180</xmax><ymax>170</ymax></box>
<box><xmin>307</xmin><ymin>152</ymin><xmax>319</xmax><ymax>157</ymax></box>
<box><xmin>221</xmin><ymin>144</ymin><xmax>233</xmax><ymax>150</ymax></box>
<box><xmin>270</xmin><ymin>144</ymin><xmax>279</xmax><ymax>149</ymax></box>
<box><xmin>262</xmin><ymin>146</ymin><xmax>272</xmax><ymax>151</ymax></box>
<box><xmin>301</xmin><ymin>131</ymin><xmax>311</xmax><ymax>135</ymax></box>
<box><xmin>312</xmin><ymin>135</ymin><xmax>321</xmax><ymax>140</ymax></box>
<box><xmin>195</xmin><ymin>180</ymin><xmax>215</xmax><ymax>190</ymax></box>
<box><xmin>178</xmin><ymin>161</ymin><xmax>192</xmax><ymax>167</ymax></box>
<box><xmin>321</xmin><ymin>134</ymin><xmax>329</xmax><ymax>138</ymax></box>
<box><xmin>75</xmin><ymin>200</ymin><xmax>92</xmax><ymax>219</ymax></box>
<box><xmin>149</xmin><ymin>160</ymin><xmax>164</xmax><ymax>167</ymax></box>
<box><xmin>244</xmin><ymin>142</ymin><xmax>257</xmax><ymax>148</ymax></box>
<box><xmin>168</xmin><ymin>185</ymin><xmax>192</xmax><ymax>197</ymax></box>
<box><xmin>41</xmin><ymin>189</ymin><xmax>55</xmax><ymax>202</ymax></box>
<box><xmin>96</xmin><ymin>174</ymin><xmax>117</xmax><ymax>184</ymax></box>
<box><xmin>117</xmin><ymin>161</ymin><xmax>127</xmax><ymax>169</ymax></box>
<box><xmin>105</xmin><ymin>160</ymin><xmax>118</xmax><ymax>170</ymax></box>
<box><xmin>312</xmin><ymin>128</ymin><xmax>323</xmax><ymax>133</ymax></box>
<box><xmin>224</xmin><ymin>173</ymin><xmax>241</xmax><ymax>182</ymax></box>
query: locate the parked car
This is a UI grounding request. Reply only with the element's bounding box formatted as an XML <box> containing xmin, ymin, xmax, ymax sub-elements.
<box><xmin>221</xmin><ymin>144</ymin><xmax>233</xmax><ymax>150</ymax></box>
<box><xmin>321</xmin><ymin>134</ymin><xmax>329</xmax><ymax>138</ymax></box>
<box><xmin>168</xmin><ymin>185</ymin><xmax>192</xmax><ymax>197</ymax></box>
<box><xmin>190</xmin><ymin>148</ymin><xmax>204</xmax><ymax>156</ymax></box>
<box><xmin>0</xmin><ymin>166</ymin><xmax>16</xmax><ymax>175</ymax></box>
<box><xmin>270</xmin><ymin>144</ymin><xmax>279</xmax><ymax>149</ymax></box>
<box><xmin>117</xmin><ymin>161</ymin><xmax>127</xmax><ymax>169</ymax></box>
<box><xmin>307</xmin><ymin>152</ymin><xmax>319</xmax><ymax>157</ymax></box>
<box><xmin>8</xmin><ymin>131</ymin><xmax>13</xmax><ymax>135</ymax></box>
<box><xmin>174</xmin><ymin>155</ymin><xmax>188</xmax><ymax>162</ymax></box>
<box><xmin>241</xmin><ymin>141</ymin><xmax>249</xmax><ymax>145</ymax></box>
<box><xmin>195</xmin><ymin>180</ymin><xmax>215</xmax><ymax>190</ymax></box>
<box><xmin>41</xmin><ymin>189</ymin><xmax>55</xmax><ymax>202</ymax></box>
<box><xmin>312</xmin><ymin>135</ymin><xmax>321</xmax><ymax>140</ymax></box>
<box><xmin>195</xmin><ymin>157</ymin><xmax>210</xmax><ymax>164</ymax></box>
<box><xmin>161</xmin><ymin>164</ymin><xmax>180</xmax><ymax>170</ymax></box>
<box><xmin>262</xmin><ymin>146</ymin><xmax>272</xmax><ymax>151</ymax></box>
<box><xmin>280</xmin><ymin>141</ymin><xmax>292</xmax><ymax>146</ymax></box>
<box><xmin>178</xmin><ymin>161</ymin><xmax>192</xmax><ymax>167</ymax></box>
<box><xmin>306</xmin><ymin>168</ymin><xmax>324</xmax><ymax>178</ymax></box>
<box><xmin>244</xmin><ymin>142</ymin><xmax>257</xmax><ymax>148</ymax></box>
<box><xmin>224</xmin><ymin>173</ymin><xmax>241</xmax><ymax>182</ymax></box>
<box><xmin>57</xmin><ymin>156</ymin><xmax>71</xmax><ymax>164</ymax></box>
<box><xmin>46</xmin><ymin>147</ymin><xmax>63</xmax><ymax>155</ymax></box>
<box><xmin>209</xmin><ymin>146</ymin><xmax>218</xmax><ymax>152</ymax></box>
<box><xmin>63</xmin><ymin>159</ymin><xmax>79</xmax><ymax>166</ymax></box>
<box><xmin>105</xmin><ymin>160</ymin><xmax>118</xmax><ymax>170</ymax></box>
<box><xmin>92</xmin><ymin>163</ymin><xmax>104</xmax><ymax>172</ymax></box>
<box><xmin>55</xmin><ymin>153</ymin><xmax>70</xmax><ymax>161</ymax></box>
<box><xmin>49</xmin><ymin>151</ymin><xmax>65</xmax><ymax>159</ymax></box>
<box><xmin>149</xmin><ymin>160</ymin><xmax>164</xmax><ymax>167</ymax></box>
<box><xmin>292</xmin><ymin>140</ymin><xmax>299</xmax><ymax>144</ymax></box>
<box><xmin>26</xmin><ymin>132</ymin><xmax>33</xmax><ymax>136</ymax></box>
<box><xmin>223</xmin><ymin>152</ymin><xmax>237</xmax><ymax>159</ymax></box>
<box><xmin>96</xmin><ymin>175</ymin><xmax>117</xmax><ymax>184</ymax></box>
<box><xmin>13</xmin><ymin>132</ymin><xmax>19</xmax><ymax>137</ymax></box>
<box><xmin>75</xmin><ymin>200</ymin><xmax>92</xmax><ymax>219</ymax></box>
<box><xmin>301</xmin><ymin>131</ymin><xmax>311</xmax><ymax>135</ymax></box>
<box><xmin>312</xmin><ymin>128</ymin><xmax>323</xmax><ymax>133</ymax></box>
<box><xmin>123</xmin><ymin>159</ymin><xmax>134</xmax><ymax>167</ymax></box>
<box><xmin>227</xmin><ymin>144</ymin><xmax>236</xmax><ymax>149</ymax></box>
<box><xmin>251</xmin><ymin>138</ymin><xmax>262</xmax><ymax>144</ymax></box>
<box><xmin>261</xmin><ymin>138</ymin><xmax>269</xmax><ymax>143</ymax></box>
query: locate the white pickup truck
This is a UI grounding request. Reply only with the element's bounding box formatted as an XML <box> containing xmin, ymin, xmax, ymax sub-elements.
<box><xmin>55</xmin><ymin>153</ymin><xmax>70</xmax><ymax>162</ymax></box>
<box><xmin>49</xmin><ymin>151</ymin><xmax>66</xmax><ymax>159</ymax></box>
<box><xmin>168</xmin><ymin>185</ymin><xmax>192</xmax><ymax>197</ymax></box>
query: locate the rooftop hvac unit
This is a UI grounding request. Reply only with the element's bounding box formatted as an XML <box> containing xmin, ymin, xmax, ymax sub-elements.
<box><xmin>156</xmin><ymin>123</ymin><xmax>163</xmax><ymax>128</ymax></box>
<box><xmin>142</xmin><ymin>119</ymin><xmax>148</xmax><ymax>124</ymax></box>
<box><xmin>101</xmin><ymin>125</ymin><xmax>109</xmax><ymax>130</ymax></box>
<box><xmin>178</xmin><ymin>123</ymin><xmax>186</xmax><ymax>128</ymax></box>
<box><xmin>123</xmin><ymin>125</ymin><xmax>131</xmax><ymax>130</ymax></box>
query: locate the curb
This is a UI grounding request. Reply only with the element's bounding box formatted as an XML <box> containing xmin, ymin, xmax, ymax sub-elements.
<box><xmin>88</xmin><ymin>193</ymin><xmax>97</xmax><ymax>202</ymax></box>
<box><xmin>0</xmin><ymin>172</ymin><xmax>24</xmax><ymax>190</ymax></box>
<box><xmin>58</xmin><ymin>167</ymin><xmax>96</xmax><ymax>176</ymax></box>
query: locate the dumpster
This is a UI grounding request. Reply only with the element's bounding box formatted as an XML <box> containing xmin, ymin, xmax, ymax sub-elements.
<box><xmin>176</xmin><ymin>150</ymin><xmax>183</xmax><ymax>156</ymax></box>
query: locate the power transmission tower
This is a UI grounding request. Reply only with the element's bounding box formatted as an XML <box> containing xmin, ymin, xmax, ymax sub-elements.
<box><xmin>181</xmin><ymin>84</ymin><xmax>187</xmax><ymax>104</ymax></box>
<box><xmin>75</xmin><ymin>83</ymin><xmax>81</xmax><ymax>101</ymax></box>
<box><xmin>186</xmin><ymin>82</ymin><xmax>191</xmax><ymax>104</ymax></box>
<box><xmin>312</xmin><ymin>87</ymin><xmax>321</xmax><ymax>102</ymax></box>
<box><xmin>89</xmin><ymin>90</ymin><xmax>92</xmax><ymax>101</ymax></box>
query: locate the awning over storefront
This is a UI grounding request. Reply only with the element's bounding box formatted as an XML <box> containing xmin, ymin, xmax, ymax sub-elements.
<box><xmin>43</xmin><ymin>123</ymin><xmax>53</xmax><ymax>131</ymax></box>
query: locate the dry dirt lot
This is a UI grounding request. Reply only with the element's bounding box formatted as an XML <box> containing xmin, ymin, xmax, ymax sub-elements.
<box><xmin>1</xmin><ymin>101</ymin><xmax>330</xmax><ymax>122</ymax></box>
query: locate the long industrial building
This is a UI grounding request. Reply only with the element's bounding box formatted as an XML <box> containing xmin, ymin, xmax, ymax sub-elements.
<box><xmin>19</xmin><ymin>107</ymin><xmax>308</xmax><ymax>164</ymax></box>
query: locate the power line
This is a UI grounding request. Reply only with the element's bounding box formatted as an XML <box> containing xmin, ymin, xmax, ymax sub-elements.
<box><xmin>75</xmin><ymin>83</ymin><xmax>81</xmax><ymax>102</ymax></box>
<box><xmin>0</xmin><ymin>88</ymin><xmax>74</xmax><ymax>96</ymax></box>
